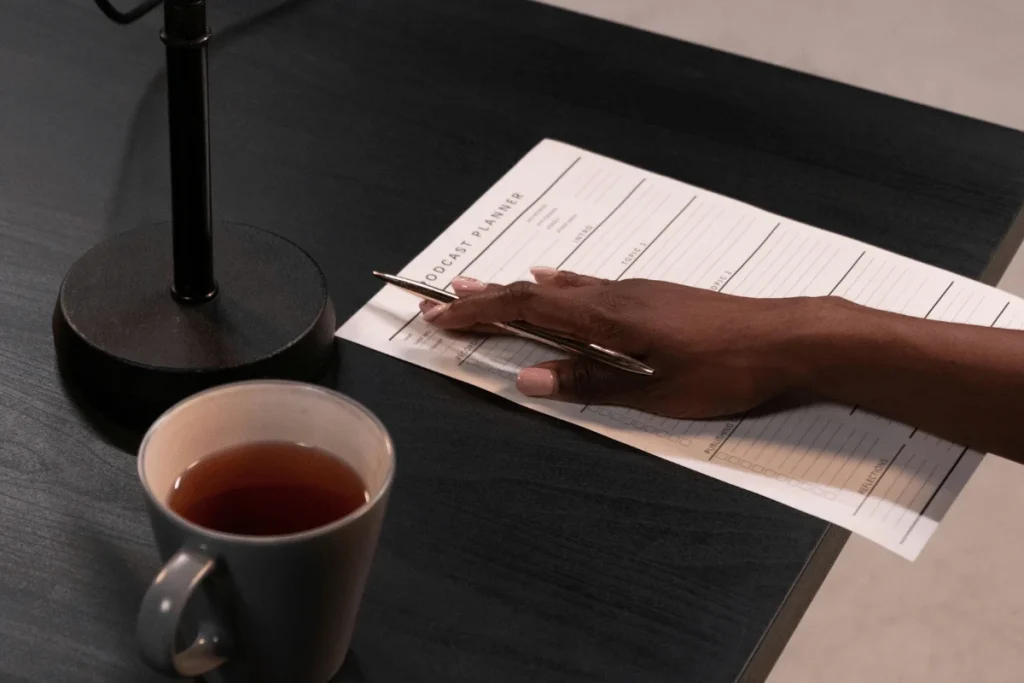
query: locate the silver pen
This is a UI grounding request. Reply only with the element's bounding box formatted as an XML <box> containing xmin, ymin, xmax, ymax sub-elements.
<box><xmin>373</xmin><ymin>272</ymin><xmax>655</xmax><ymax>377</ymax></box>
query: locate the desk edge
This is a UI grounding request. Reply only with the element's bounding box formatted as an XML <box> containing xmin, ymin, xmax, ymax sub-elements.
<box><xmin>736</xmin><ymin>524</ymin><xmax>850</xmax><ymax>683</ymax></box>
<box><xmin>981</xmin><ymin>205</ymin><xmax>1024</xmax><ymax>287</ymax></box>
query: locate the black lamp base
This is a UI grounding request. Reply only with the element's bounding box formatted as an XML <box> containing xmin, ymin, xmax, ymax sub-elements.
<box><xmin>54</xmin><ymin>222</ymin><xmax>337</xmax><ymax>419</ymax></box>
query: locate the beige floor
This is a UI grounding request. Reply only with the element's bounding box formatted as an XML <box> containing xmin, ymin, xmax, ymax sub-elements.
<box><xmin>543</xmin><ymin>1</ymin><xmax>1024</xmax><ymax>681</ymax></box>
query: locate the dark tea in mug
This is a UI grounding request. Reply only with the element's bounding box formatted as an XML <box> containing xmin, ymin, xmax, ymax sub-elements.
<box><xmin>168</xmin><ymin>441</ymin><xmax>369</xmax><ymax>536</ymax></box>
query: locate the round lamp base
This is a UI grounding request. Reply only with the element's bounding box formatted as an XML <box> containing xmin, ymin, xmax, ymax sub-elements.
<box><xmin>54</xmin><ymin>222</ymin><xmax>336</xmax><ymax>419</ymax></box>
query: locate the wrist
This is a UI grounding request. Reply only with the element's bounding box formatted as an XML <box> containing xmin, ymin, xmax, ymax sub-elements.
<box><xmin>778</xmin><ymin>296</ymin><xmax>890</xmax><ymax>396</ymax></box>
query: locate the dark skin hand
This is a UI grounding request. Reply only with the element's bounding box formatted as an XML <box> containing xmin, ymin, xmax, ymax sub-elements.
<box><xmin>421</xmin><ymin>267</ymin><xmax>1024</xmax><ymax>463</ymax></box>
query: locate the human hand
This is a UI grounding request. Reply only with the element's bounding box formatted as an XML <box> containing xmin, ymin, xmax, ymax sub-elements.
<box><xmin>420</xmin><ymin>268</ymin><xmax>825</xmax><ymax>419</ymax></box>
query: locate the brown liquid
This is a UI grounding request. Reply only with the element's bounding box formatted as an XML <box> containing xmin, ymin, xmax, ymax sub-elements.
<box><xmin>168</xmin><ymin>441</ymin><xmax>369</xmax><ymax>536</ymax></box>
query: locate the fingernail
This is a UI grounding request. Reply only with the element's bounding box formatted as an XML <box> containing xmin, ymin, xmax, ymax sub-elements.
<box><xmin>452</xmin><ymin>276</ymin><xmax>486</xmax><ymax>293</ymax></box>
<box><xmin>422</xmin><ymin>303</ymin><xmax>448</xmax><ymax>322</ymax></box>
<box><xmin>517</xmin><ymin>368</ymin><xmax>557</xmax><ymax>397</ymax></box>
<box><xmin>530</xmin><ymin>266</ymin><xmax>558</xmax><ymax>282</ymax></box>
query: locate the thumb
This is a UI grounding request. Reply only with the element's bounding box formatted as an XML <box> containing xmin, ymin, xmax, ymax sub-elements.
<box><xmin>516</xmin><ymin>358</ymin><xmax>641</xmax><ymax>404</ymax></box>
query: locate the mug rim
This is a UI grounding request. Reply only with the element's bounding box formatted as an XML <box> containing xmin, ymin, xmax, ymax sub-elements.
<box><xmin>137</xmin><ymin>379</ymin><xmax>396</xmax><ymax>546</ymax></box>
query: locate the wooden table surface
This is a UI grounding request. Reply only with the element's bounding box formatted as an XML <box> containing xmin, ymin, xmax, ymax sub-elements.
<box><xmin>2</xmin><ymin>1</ymin><xmax>1023</xmax><ymax>681</ymax></box>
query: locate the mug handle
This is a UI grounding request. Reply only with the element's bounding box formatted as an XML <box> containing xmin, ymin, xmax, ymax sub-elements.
<box><xmin>136</xmin><ymin>548</ymin><xmax>230</xmax><ymax>677</ymax></box>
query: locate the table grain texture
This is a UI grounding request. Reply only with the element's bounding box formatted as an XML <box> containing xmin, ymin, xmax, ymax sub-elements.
<box><xmin>2</xmin><ymin>1</ymin><xmax>1023</xmax><ymax>682</ymax></box>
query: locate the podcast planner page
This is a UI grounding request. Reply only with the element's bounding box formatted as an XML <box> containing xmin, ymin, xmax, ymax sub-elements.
<box><xmin>339</xmin><ymin>140</ymin><xmax>1024</xmax><ymax>559</ymax></box>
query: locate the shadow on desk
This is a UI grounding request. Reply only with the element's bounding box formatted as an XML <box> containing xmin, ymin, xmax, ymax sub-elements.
<box><xmin>59</xmin><ymin>339</ymin><xmax>344</xmax><ymax>455</ymax></box>
<box><xmin>330</xmin><ymin>652</ymin><xmax>368</xmax><ymax>683</ymax></box>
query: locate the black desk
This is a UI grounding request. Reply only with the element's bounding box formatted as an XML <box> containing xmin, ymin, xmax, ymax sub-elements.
<box><xmin>2</xmin><ymin>1</ymin><xmax>1023</xmax><ymax>682</ymax></box>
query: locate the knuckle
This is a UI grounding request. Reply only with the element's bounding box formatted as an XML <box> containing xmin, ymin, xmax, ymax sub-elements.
<box><xmin>580</xmin><ymin>307</ymin><xmax>628</xmax><ymax>344</ymax></box>
<box><xmin>595</xmin><ymin>317</ymin><xmax>627</xmax><ymax>343</ymax></box>
<box><xmin>505</xmin><ymin>281</ymin><xmax>536</xmax><ymax>297</ymax></box>
<box><xmin>580</xmin><ymin>287</ymin><xmax>638</xmax><ymax>343</ymax></box>
<box><xmin>592</xmin><ymin>287</ymin><xmax>629</xmax><ymax>312</ymax></box>
<box><xmin>495</xmin><ymin>281</ymin><xmax>536</xmax><ymax>318</ymax></box>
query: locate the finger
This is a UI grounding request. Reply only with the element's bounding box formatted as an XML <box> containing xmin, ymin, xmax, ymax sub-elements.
<box><xmin>451</xmin><ymin>276</ymin><xmax>493</xmax><ymax>295</ymax></box>
<box><xmin>530</xmin><ymin>267</ymin><xmax>609</xmax><ymax>288</ymax></box>
<box><xmin>419</xmin><ymin>300</ymin><xmax>501</xmax><ymax>335</ymax></box>
<box><xmin>424</xmin><ymin>280</ymin><xmax>583</xmax><ymax>334</ymax></box>
<box><xmin>450</xmin><ymin>277</ymin><xmax>521</xmax><ymax>335</ymax></box>
<box><xmin>516</xmin><ymin>358</ymin><xmax>647</xmax><ymax>404</ymax></box>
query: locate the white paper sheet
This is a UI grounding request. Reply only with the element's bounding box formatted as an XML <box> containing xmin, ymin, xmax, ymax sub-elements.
<box><xmin>338</xmin><ymin>139</ymin><xmax>1024</xmax><ymax>559</ymax></box>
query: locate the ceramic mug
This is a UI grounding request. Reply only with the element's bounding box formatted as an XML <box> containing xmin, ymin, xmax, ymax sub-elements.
<box><xmin>135</xmin><ymin>381</ymin><xmax>394</xmax><ymax>682</ymax></box>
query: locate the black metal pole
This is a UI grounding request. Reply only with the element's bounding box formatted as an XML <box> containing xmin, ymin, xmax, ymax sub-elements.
<box><xmin>163</xmin><ymin>0</ymin><xmax>217</xmax><ymax>302</ymax></box>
